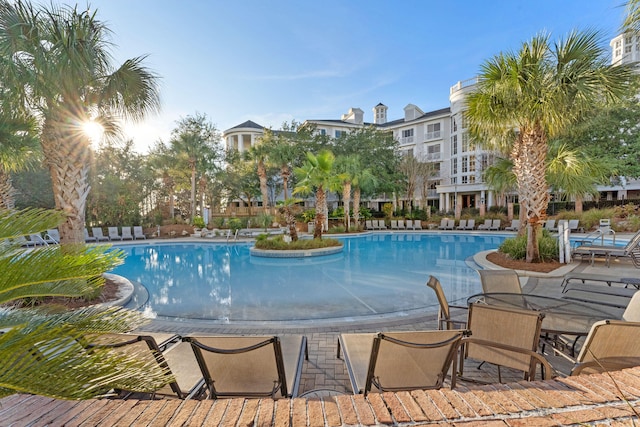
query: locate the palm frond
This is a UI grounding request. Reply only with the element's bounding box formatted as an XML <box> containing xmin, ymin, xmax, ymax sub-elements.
<box><xmin>0</xmin><ymin>208</ymin><xmax>64</xmax><ymax>238</ymax></box>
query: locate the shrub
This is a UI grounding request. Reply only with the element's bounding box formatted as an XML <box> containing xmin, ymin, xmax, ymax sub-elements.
<box><xmin>256</xmin><ymin>213</ymin><xmax>274</xmax><ymax>229</ymax></box>
<box><xmin>254</xmin><ymin>235</ymin><xmax>342</xmax><ymax>250</ymax></box>
<box><xmin>359</xmin><ymin>207</ymin><xmax>372</xmax><ymax>219</ymax></box>
<box><xmin>212</xmin><ymin>217</ymin><xmax>225</xmax><ymax>228</ymax></box>
<box><xmin>382</xmin><ymin>203</ymin><xmax>394</xmax><ymax>218</ymax></box>
<box><xmin>192</xmin><ymin>216</ymin><xmax>206</xmax><ymax>229</ymax></box>
<box><xmin>228</xmin><ymin>217</ymin><xmax>242</xmax><ymax>232</ymax></box>
<box><xmin>301</xmin><ymin>209</ymin><xmax>315</xmax><ymax>223</ymax></box>
<box><xmin>499</xmin><ymin>229</ymin><xmax>559</xmax><ymax>262</ymax></box>
<box><xmin>327</xmin><ymin>225</ymin><xmax>345</xmax><ymax>234</ymax></box>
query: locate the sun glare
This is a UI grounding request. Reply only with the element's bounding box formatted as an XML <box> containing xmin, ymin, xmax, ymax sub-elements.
<box><xmin>82</xmin><ymin>120</ymin><xmax>104</xmax><ymax>144</ymax></box>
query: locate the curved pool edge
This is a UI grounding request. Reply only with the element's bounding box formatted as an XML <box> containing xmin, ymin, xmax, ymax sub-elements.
<box><xmin>101</xmin><ymin>273</ymin><xmax>134</xmax><ymax>307</ymax></box>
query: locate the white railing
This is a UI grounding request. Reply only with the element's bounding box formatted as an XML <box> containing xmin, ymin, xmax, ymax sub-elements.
<box><xmin>400</xmin><ymin>136</ymin><xmax>414</xmax><ymax>144</ymax></box>
<box><xmin>425</xmin><ymin>131</ymin><xmax>441</xmax><ymax>140</ymax></box>
<box><xmin>450</xmin><ymin>77</ymin><xmax>479</xmax><ymax>95</ymax></box>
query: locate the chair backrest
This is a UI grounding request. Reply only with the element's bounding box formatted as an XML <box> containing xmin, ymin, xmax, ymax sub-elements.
<box><xmin>623</xmin><ymin>291</ymin><xmax>640</xmax><ymax>322</ymax></box>
<box><xmin>398</xmin><ymin>219</ymin><xmax>405</xmax><ymax>228</ymax></box>
<box><xmin>92</xmin><ymin>227</ymin><xmax>105</xmax><ymax>238</ymax></box>
<box><xmin>545</xmin><ymin>219</ymin><xmax>556</xmax><ymax>230</ymax></box>
<box><xmin>478</xmin><ymin>270</ymin><xmax>522</xmax><ymax>294</ymax></box>
<box><xmin>623</xmin><ymin>229</ymin><xmax>640</xmax><ymax>252</ymax></box>
<box><xmin>426</xmin><ymin>276</ymin><xmax>450</xmax><ymax>325</ymax></box>
<box><xmin>30</xmin><ymin>233</ymin><xmax>45</xmax><ymax>245</ymax></box>
<box><xmin>108</xmin><ymin>227</ymin><xmax>120</xmax><ymax>238</ymax></box>
<box><xmin>467</xmin><ymin>219</ymin><xmax>475</xmax><ymax>229</ymax></box>
<box><xmin>89</xmin><ymin>333</ymin><xmax>202</xmax><ymax>399</ymax></box>
<box><xmin>364</xmin><ymin>330</ymin><xmax>465</xmax><ymax>394</ymax></box>
<box><xmin>133</xmin><ymin>226</ymin><xmax>145</xmax><ymax>237</ymax></box>
<box><xmin>573</xmin><ymin>320</ymin><xmax>640</xmax><ymax>375</ymax></box>
<box><xmin>121</xmin><ymin>227</ymin><xmax>132</xmax><ymax>238</ymax></box>
<box><xmin>567</xmin><ymin>219</ymin><xmax>579</xmax><ymax>231</ymax></box>
<box><xmin>45</xmin><ymin>229</ymin><xmax>60</xmax><ymax>243</ymax></box>
<box><xmin>491</xmin><ymin>219</ymin><xmax>501</xmax><ymax>229</ymax></box>
<box><xmin>510</xmin><ymin>220</ymin><xmax>520</xmax><ymax>229</ymax></box>
<box><xmin>439</xmin><ymin>218</ymin><xmax>448</xmax><ymax>228</ymax></box>
<box><xmin>366</xmin><ymin>220</ymin><xmax>373</xmax><ymax>229</ymax></box>
<box><xmin>391</xmin><ymin>220</ymin><xmax>397</xmax><ymax>228</ymax></box>
<box><xmin>458</xmin><ymin>220</ymin><xmax>467</xmax><ymax>228</ymax></box>
<box><xmin>466</xmin><ymin>303</ymin><xmax>544</xmax><ymax>377</ymax></box>
<box><xmin>184</xmin><ymin>335</ymin><xmax>304</xmax><ymax>399</ymax></box>
<box><xmin>482</xmin><ymin>219</ymin><xmax>492</xmax><ymax>228</ymax></box>
<box><xmin>447</xmin><ymin>220</ymin><xmax>455</xmax><ymax>229</ymax></box>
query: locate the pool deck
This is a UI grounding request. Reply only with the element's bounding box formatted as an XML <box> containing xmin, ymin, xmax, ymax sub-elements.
<box><xmin>3</xmin><ymin>231</ymin><xmax>640</xmax><ymax>426</ymax></box>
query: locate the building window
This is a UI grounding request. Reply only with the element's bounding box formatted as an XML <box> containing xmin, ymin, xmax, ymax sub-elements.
<box><xmin>461</xmin><ymin>112</ymin><xmax>468</xmax><ymax>129</ymax></box>
<box><xmin>451</xmin><ymin>176</ymin><xmax>457</xmax><ymax>185</ymax></box>
<box><xmin>626</xmin><ymin>45</ymin><xmax>632</xmax><ymax>53</ymax></box>
<box><xmin>616</xmin><ymin>40</ymin><xmax>622</xmax><ymax>48</ymax></box>
<box><xmin>427</xmin><ymin>144</ymin><xmax>441</xmax><ymax>159</ymax></box>
<box><xmin>405</xmin><ymin>148</ymin><xmax>414</xmax><ymax>157</ymax></box>
<box><xmin>461</xmin><ymin>156</ymin><xmax>468</xmax><ymax>173</ymax></box>
<box><xmin>318</xmin><ymin>128</ymin><xmax>326</xmax><ymax>135</ymax></box>
<box><xmin>451</xmin><ymin>117</ymin><xmax>457</xmax><ymax>133</ymax></box>
<box><xmin>469</xmin><ymin>155</ymin><xmax>476</xmax><ymax>172</ymax></box>
<box><xmin>469</xmin><ymin>175</ymin><xmax>476</xmax><ymax>184</ymax></box>
<box><xmin>401</xmin><ymin>128</ymin><xmax>414</xmax><ymax>144</ymax></box>
<box><xmin>452</xmin><ymin>158</ymin><xmax>458</xmax><ymax>175</ymax></box>
<box><xmin>451</xmin><ymin>135</ymin><xmax>457</xmax><ymax>155</ymax></box>
<box><xmin>426</xmin><ymin>123</ymin><xmax>441</xmax><ymax>140</ymax></box>
<box><xmin>461</xmin><ymin>175</ymin><xmax>468</xmax><ymax>184</ymax></box>
<box><xmin>335</xmin><ymin>130</ymin><xmax>344</xmax><ymax>138</ymax></box>
<box><xmin>626</xmin><ymin>36</ymin><xmax>632</xmax><ymax>44</ymax></box>
<box><xmin>461</xmin><ymin>133</ymin><xmax>469</xmax><ymax>152</ymax></box>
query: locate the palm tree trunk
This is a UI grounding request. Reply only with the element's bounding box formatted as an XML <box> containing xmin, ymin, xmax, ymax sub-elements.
<box><xmin>512</xmin><ymin>128</ymin><xmax>549</xmax><ymax>262</ymax></box>
<box><xmin>281</xmin><ymin>166</ymin><xmax>290</xmax><ymax>201</ymax></box>
<box><xmin>257</xmin><ymin>159</ymin><xmax>270</xmax><ymax>213</ymax></box>
<box><xmin>315</xmin><ymin>186</ymin><xmax>326</xmax><ymax>239</ymax></box>
<box><xmin>41</xmin><ymin>114</ymin><xmax>91</xmax><ymax>244</ymax></box>
<box><xmin>353</xmin><ymin>188</ymin><xmax>361</xmax><ymax>230</ymax></box>
<box><xmin>0</xmin><ymin>167</ymin><xmax>16</xmax><ymax>210</ymax></box>
<box><xmin>575</xmin><ymin>195</ymin><xmax>583</xmax><ymax>214</ymax></box>
<box><xmin>343</xmin><ymin>181</ymin><xmax>352</xmax><ymax>232</ymax></box>
<box><xmin>190</xmin><ymin>163</ymin><xmax>196</xmax><ymax>222</ymax></box>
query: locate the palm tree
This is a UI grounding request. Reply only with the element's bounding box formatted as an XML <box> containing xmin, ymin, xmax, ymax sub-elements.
<box><xmin>623</xmin><ymin>0</ymin><xmax>640</xmax><ymax>33</ymax></box>
<box><xmin>169</xmin><ymin>113</ymin><xmax>220</xmax><ymax>223</ymax></box>
<box><xmin>335</xmin><ymin>155</ymin><xmax>362</xmax><ymax>232</ymax></box>
<box><xmin>0</xmin><ymin>208</ymin><xmax>172</xmax><ymax>399</ymax></box>
<box><xmin>0</xmin><ymin>1</ymin><xmax>160</xmax><ymax>244</ymax></box>
<box><xmin>352</xmin><ymin>167</ymin><xmax>377</xmax><ymax>230</ymax></box>
<box><xmin>466</xmin><ymin>30</ymin><xmax>633</xmax><ymax>262</ymax></box>
<box><xmin>293</xmin><ymin>150</ymin><xmax>344</xmax><ymax>239</ymax></box>
<box><xmin>278</xmin><ymin>197</ymin><xmax>302</xmax><ymax>241</ymax></box>
<box><xmin>247</xmin><ymin>141</ymin><xmax>272</xmax><ymax>214</ymax></box>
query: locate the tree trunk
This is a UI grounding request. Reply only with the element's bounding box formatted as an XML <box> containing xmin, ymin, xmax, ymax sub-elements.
<box><xmin>343</xmin><ymin>181</ymin><xmax>352</xmax><ymax>232</ymax></box>
<box><xmin>575</xmin><ymin>195</ymin><xmax>583</xmax><ymax>214</ymax></box>
<box><xmin>190</xmin><ymin>162</ymin><xmax>196</xmax><ymax>222</ymax></box>
<box><xmin>512</xmin><ymin>127</ymin><xmax>549</xmax><ymax>263</ymax></box>
<box><xmin>314</xmin><ymin>186</ymin><xmax>325</xmax><ymax>239</ymax></box>
<box><xmin>41</xmin><ymin>114</ymin><xmax>91</xmax><ymax>244</ymax></box>
<box><xmin>0</xmin><ymin>167</ymin><xmax>16</xmax><ymax>210</ymax></box>
<box><xmin>281</xmin><ymin>166</ymin><xmax>290</xmax><ymax>201</ymax></box>
<box><xmin>257</xmin><ymin>159</ymin><xmax>270</xmax><ymax>213</ymax></box>
<box><xmin>353</xmin><ymin>188</ymin><xmax>361</xmax><ymax>230</ymax></box>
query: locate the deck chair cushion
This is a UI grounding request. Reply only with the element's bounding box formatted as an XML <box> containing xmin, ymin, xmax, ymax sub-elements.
<box><xmin>572</xmin><ymin>320</ymin><xmax>640</xmax><ymax>375</ymax></box>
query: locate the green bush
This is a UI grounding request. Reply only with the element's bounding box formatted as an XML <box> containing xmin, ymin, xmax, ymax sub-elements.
<box><xmin>301</xmin><ymin>209</ymin><xmax>315</xmax><ymax>223</ymax></box>
<box><xmin>498</xmin><ymin>229</ymin><xmax>559</xmax><ymax>262</ymax></box>
<box><xmin>254</xmin><ymin>235</ymin><xmax>342</xmax><ymax>250</ymax></box>
<box><xmin>213</xmin><ymin>217</ymin><xmax>225</xmax><ymax>228</ymax></box>
<box><xmin>330</xmin><ymin>206</ymin><xmax>345</xmax><ymax>219</ymax></box>
<box><xmin>192</xmin><ymin>216</ymin><xmax>206</xmax><ymax>229</ymax></box>
<box><xmin>359</xmin><ymin>207</ymin><xmax>372</xmax><ymax>219</ymax></box>
<box><xmin>228</xmin><ymin>217</ymin><xmax>242</xmax><ymax>232</ymax></box>
<box><xmin>327</xmin><ymin>225</ymin><xmax>345</xmax><ymax>234</ymax></box>
<box><xmin>256</xmin><ymin>213</ymin><xmax>274</xmax><ymax>229</ymax></box>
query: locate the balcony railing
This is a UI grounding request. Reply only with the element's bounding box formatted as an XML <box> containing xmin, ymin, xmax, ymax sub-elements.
<box><xmin>400</xmin><ymin>136</ymin><xmax>414</xmax><ymax>144</ymax></box>
<box><xmin>425</xmin><ymin>131</ymin><xmax>441</xmax><ymax>140</ymax></box>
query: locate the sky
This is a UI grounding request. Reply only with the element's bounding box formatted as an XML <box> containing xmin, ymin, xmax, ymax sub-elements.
<box><xmin>65</xmin><ymin>0</ymin><xmax>628</xmax><ymax>153</ymax></box>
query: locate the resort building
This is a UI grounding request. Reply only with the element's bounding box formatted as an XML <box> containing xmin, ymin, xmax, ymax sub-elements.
<box><xmin>221</xmin><ymin>34</ymin><xmax>639</xmax><ymax>215</ymax></box>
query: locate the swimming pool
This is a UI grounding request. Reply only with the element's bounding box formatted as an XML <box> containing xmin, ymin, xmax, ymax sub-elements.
<box><xmin>110</xmin><ymin>233</ymin><xmax>507</xmax><ymax>323</ymax></box>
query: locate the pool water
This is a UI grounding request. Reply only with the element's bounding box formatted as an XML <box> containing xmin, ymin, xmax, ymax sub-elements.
<box><xmin>110</xmin><ymin>233</ymin><xmax>507</xmax><ymax>322</ymax></box>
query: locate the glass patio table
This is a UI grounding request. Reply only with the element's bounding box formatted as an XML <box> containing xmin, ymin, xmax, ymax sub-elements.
<box><xmin>467</xmin><ymin>293</ymin><xmax>624</xmax><ymax>337</ymax></box>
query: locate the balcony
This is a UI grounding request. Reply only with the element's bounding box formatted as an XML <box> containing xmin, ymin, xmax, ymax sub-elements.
<box><xmin>400</xmin><ymin>136</ymin><xmax>414</xmax><ymax>144</ymax></box>
<box><xmin>425</xmin><ymin>131</ymin><xmax>441</xmax><ymax>140</ymax></box>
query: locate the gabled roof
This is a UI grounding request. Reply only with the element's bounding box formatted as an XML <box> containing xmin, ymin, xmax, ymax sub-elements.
<box><xmin>225</xmin><ymin>120</ymin><xmax>264</xmax><ymax>132</ymax></box>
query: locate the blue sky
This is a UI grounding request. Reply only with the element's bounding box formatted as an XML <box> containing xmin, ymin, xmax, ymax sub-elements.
<box><xmin>79</xmin><ymin>0</ymin><xmax>626</xmax><ymax>152</ymax></box>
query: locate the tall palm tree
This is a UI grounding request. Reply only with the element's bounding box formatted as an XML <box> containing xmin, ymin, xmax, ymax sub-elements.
<box><xmin>293</xmin><ymin>150</ymin><xmax>344</xmax><ymax>239</ymax></box>
<box><xmin>466</xmin><ymin>30</ymin><xmax>633</xmax><ymax>262</ymax></box>
<box><xmin>623</xmin><ymin>0</ymin><xmax>640</xmax><ymax>33</ymax></box>
<box><xmin>247</xmin><ymin>141</ymin><xmax>272</xmax><ymax>214</ymax></box>
<box><xmin>0</xmin><ymin>208</ymin><xmax>172</xmax><ymax>399</ymax></box>
<box><xmin>0</xmin><ymin>1</ymin><xmax>160</xmax><ymax>244</ymax></box>
<box><xmin>335</xmin><ymin>155</ymin><xmax>362</xmax><ymax>232</ymax></box>
<box><xmin>352</xmin><ymin>167</ymin><xmax>377</xmax><ymax>230</ymax></box>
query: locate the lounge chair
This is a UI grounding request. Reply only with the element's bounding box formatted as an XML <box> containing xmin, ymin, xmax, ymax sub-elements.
<box><xmin>623</xmin><ymin>291</ymin><xmax>640</xmax><ymax>322</ymax></box>
<box><xmin>365</xmin><ymin>220</ymin><xmax>374</xmax><ymax>230</ymax></box>
<box><xmin>456</xmin><ymin>220</ymin><xmax>467</xmax><ymax>230</ymax></box>
<box><xmin>183</xmin><ymin>335</ymin><xmax>308</xmax><ymax>399</ymax></box>
<box><xmin>397</xmin><ymin>219</ymin><xmax>406</xmax><ymax>230</ymax></box>
<box><xmin>570</xmin><ymin>320</ymin><xmax>640</xmax><ymax>376</ymax></box>
<box><xmin>88</xmin><ymin>333</ymin><xmax>205</xmax><ymax>399</ymax></box>
<box><xmin>489</xmin><ymin>219</ymin><xmax>501</xmax><ymax>230</ymax></box>
<box><xmin>465</xmin><ymin>219</ymin><xmax>475</xmax><ymax>230</ymax></box>
<box><xmin>459</xmin><ymin>303</ymin><xmax>553</xmax><ymax>384</ymax></box>
<box><xmin>377</xmin><ymin>219</ymin><xmax>387</xmax><ymax>230</ymax></box>
<box><xmin>133</xmin><ymin>226</ymin><xmax>147</xmax><ymax>240</ymax></box>
<box><xmin>121</xmin><ymin>226</ymin><xmax>134</xmax><ymax>240</ymax></box>
<box><xmin>14</xmin><ymin>235</ymin><xmax>34</xmax><ymax>247</ymax></box>
<box><xmin>426</xmin><ymin>276</ymin><xmax>468</xmax><ymax>330</ymax></box>
<box><xmin>437</xmin><ymin>218</ymin><xmax>448</xmax><ymax>230</ymax></box>
<box><xmin>504</xmin><ymin>220</ymin><xmax>520</xmax><ymax>232</ymax></box>
<box><xmin>478</xmin><ymin>269</ymin><xmax>522</xmax><ymax>294</ymax></box>
<box><xmin>567</xmin><ymin>219</ymin><xmax>583</xmax><ymax>233</ymax></box>
<box><xmin>29</xmin><ymin>233</ymin><xmax>47</xmax><ymax>246</ymax></box>
<box><xmin>108</xmin><ymin>227</ymin><xmax>122</xmax><ymax>241</ymax></box>
<box><xmin>544</xmin><ymin>219</ymin><xmax>557</xmax><ymax>232</ymax></box>
<box><xmin>91</xmin><ymin>227</ymin><xmax>109</xmax><ymax>242</ymax></box>
<box><xmin>84</xmin><ymin>228</ymin><xmax>97</xmax><ymax>243</ymax></box>
<box><xmin>477</xmin><ymin>219</ymin><xmax>492</xmax><ymax>230</ymax></box>
<box><xmin>445</xmin><ymin>219</ymin><xmax>455</xmax><ymax>230</ymax></box>
<box><xmin>572</xmin><ymin>229</ymin><xmax>640</xmax><ymax>267</ymax></box>
<box><xmin>390</xmin><ymin>220</ymin><xmax>398</xmax><ymax>230</ymax></box>
<box><xmin>413</xmin><ymin>220</ymin><xmax>423</xmax><ymax>230</ymax></box>
<box><xmin>337</xmin><ymin>330</ymin><xmax>465</xmax><ymax>395</ymax></box>
<box><xmin>44</xmin><ymin>229</ymin><xmax>60</xmax><ymax>244</ymax></box>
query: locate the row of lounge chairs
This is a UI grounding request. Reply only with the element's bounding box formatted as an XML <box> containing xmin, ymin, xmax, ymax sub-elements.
<box><xmin>365</xmin><ymin>219</ymin><xmax>423</xmax><ymax>230</ymax></box>
<box><xmin>84</xmin><ymin>226</ymin><xmax>147</xmax><ymax>242</ymax></box>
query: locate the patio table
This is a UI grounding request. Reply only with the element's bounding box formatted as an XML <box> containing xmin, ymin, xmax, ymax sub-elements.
<box><xmin>467</xmin><ymin>292</ymin><xmax>625</xmax><ymax>356</ymax></box>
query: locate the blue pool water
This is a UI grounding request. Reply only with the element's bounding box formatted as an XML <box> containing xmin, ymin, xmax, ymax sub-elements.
<box><xmin>110</xmin><ymin>233</ymin><xmax>507</xmax><ymax>322</ymax></box>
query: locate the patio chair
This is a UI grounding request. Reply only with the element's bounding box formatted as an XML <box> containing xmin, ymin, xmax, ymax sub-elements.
<box><xmin>438</xmin><ymin>218</ymin><xmax>449</xmax><ymax>230</ymax></box>
<box><xmin>83</xmin><ymin>228</ymin><xmax>97</xmax><ymax>243</ymax></box>
<box><xmin>465</xmin><ymin>219</ymin><xmax>475</xmax><ymax>230</ymax></box>
<box><xmin>29</xmin><ymin>233</ymin><xmax>47</xmax><ymax>246</ymax></box>
<box><xmin>489</xmin><ymin>219</ymin><xmax>501</xmax><ymax>231</ymax></box>
<box><xmin>121</xmin><ymin>226</ymin><xmax>134</xmax><ymax>240</ymax></box>
<box><xmin>108</xmin><ymin>226</ymin><xmax>122</xmax><ymax>241</ymax></box>
<box><xmin>504</xmin><ymin>220</ymin><xmax>520</xmax><ymax>231</ymax></box>
<box><xmin>44</xmin><ymin>229</ymin><xmax>60</xmax><ymax>244</ymax></box>
<box><xmin>459</xmin><ymin>303</ymin><xmax>553</xmax><ymax>384</ymax></box>
<box><xmin>91</xmin><ymin>227</ymin><xmax>109</xmax><ymax>242</ymax></box>
<box><xmin>88</xmin><ymin>333</ymin><xmax>205</xmax><ymax>399</ymax></box>
<box><xmin>377</xmin><ymin>219</ymin><xmax>387</xmax><ymax>230</ymax></box>
<box><xmin>478</xmin><ymin>269</ymin><xmax>522</xmax><ymax>294</ymax></box>
<box><xmin>133</xmin><ymin>226</ymin><xmax>147</xmax><ymax>240</ymax></box>
<box><xmin>397</xmin><ymin>219</ymin><xmax>406</xmax><ymax>229</ymax></box>
<box><xmin>445</xmin><ymin>219</ymin><xmax>455</xmax><ymax>230</ymax></box>
<box><xmin>426</xmin><ymin>276</ymin><xmax>468</xmax><ymax>330</ymax></box>
<box><xmin>567</xmin><ymin>219</ymin><xmax>583</xmax><ymax>233</ymax></box>
<box><xmin>456</xmin><ymin>220</ymin><xmax>467</xmax><ymax>230</ymax></box>
<box><xmin>570</xmin><ymin>320</ymin><xmax>640</xmax><ymax>376</ymax></box>
<box><xmin>183</xmin><ymin>335</ymin><xmax>308</xmax><ymax>399</ymax></box>
<box><xmin>390</xmin><ymin>220</ymin><xmax>398</xmax><ymax>230</ymax></box>
<box><xmin>572</xmin><ymin>229</ymin><xmax>640</xmax><ymax>267</ymax></box>
<box><xmin>413</xmin><ymin>220</ymin><xmax>423</xmax><ymax>230</ymax></box>
<box><xmin>365</xmin><ymin>220</ymin><xmax>374</xmax><ymax>230</ymax></box>
<box><xmin>477</xmin><ymin>219</ymin><xmax>492</xmax><ymax>230</ymax></box>
<box><xmin>622</xmin><ymin>291</ymin><xmax>640</xmax><ymax>322</ymax></box>
<box><xmin>337</xmin><ymin>330</ymin><xmax>465</xmax><ymax>395</ymax></box>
